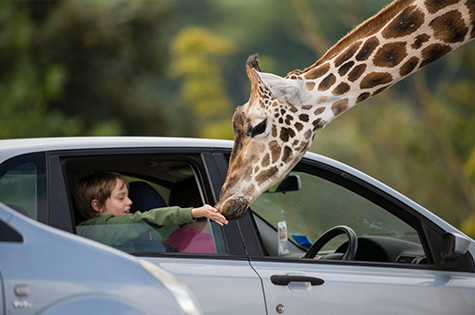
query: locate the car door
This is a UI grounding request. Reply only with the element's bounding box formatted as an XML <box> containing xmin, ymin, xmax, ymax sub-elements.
<box><xmin>244</xmin><ymin>157</ymin><xmax>475</xmax><ymax>314</ymax></box>
<box><xmin>47</xmin><ymin>147</ymin><xmax>266</xmax><ymax>315</ymax></box>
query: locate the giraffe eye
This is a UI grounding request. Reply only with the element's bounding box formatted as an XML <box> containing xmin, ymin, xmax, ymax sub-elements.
<box><xmin>251</xmin><ymin>119</ymin><xmax>267</xmax><ymax>137</ymax></box>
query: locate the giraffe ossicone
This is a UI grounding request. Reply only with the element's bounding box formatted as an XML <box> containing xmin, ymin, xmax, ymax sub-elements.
<box><xmin>216</xmin><ymin>0</ymin><xmax>474</xmax><ymax>219</ymax></box>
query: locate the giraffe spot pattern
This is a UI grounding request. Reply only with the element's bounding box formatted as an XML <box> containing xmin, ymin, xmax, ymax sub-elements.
<box><xmin>430</xmin><ymin>10</ymin><xmax>468</xmax><ymax>43</ymax></box>
<box><xmin>332</xmin><ymin>82</ymin><xmax>351</xmax><ymax>95</ymax></box>
<box><xmin>314</xmin><ymin>106</ymin><xmax>325</xmax><ymax>115</ymax></box>
<box><xmin>295</xmin><ymin>122</ymin><xmax>304</xmax><ymax>131</ymax></box>
<box><xmin>360</xmin><ymin>72</ymin><xmax>393</xmax><ymax>89</ymax></box>
<box><xmin>356</xmin><ymin>92</ymin><xmax>371</xmax><ymax>103</ymax></box>
<box><xmin>331</xmin><ymin>98</ymin><xmax>349</xmax><ymax>116</ymax></box>
<box><xmin>412</xmin><ymin>34</ymin><xmax>430</xmax><ymax>49</ymax></box>
<box><xmin>382</xmin><ymin>5</ymin><xmax>424</xmax><ymax>38</ymax></box>
<box><xmin>261</xmin><ymin>153</ymin><xmax>270</xmax><ymax>167</ymax></box>
<box><xmin>272</xmin><ymin>124</ymin><xmax>278</xmax><ymax>137</ymax></box>
<box><xmin>338</xmin><ymin>61</ymin><xmax>355</xmax><ymax>76</ymax></box>
<box><xmin>285</xmin><ymin>115</ymin><xmax>293</xmax><ymax>125</ymax></box>
<box><xmin>317</xmin><ymin>96</ymin><xmax>328</xmax><ymax>103</ymax></box>
<box><xmin>269</xmin><ymin>140</ymin><xmax>281</xmax><ymax>163</ymax></box>
<box><xmin>304</xmin><ymin>63</ymin><xmax>330</xmax><ymax>80</ymax></box>
<box><xmin>420</xmin><ymin>43</ymin><xmax>452</xmax><ymax>67</ymax></box>
<box><xmin>348</xmin><ymin>64</ymin><xmax>367</xmax><ymax>82</ymax></box>
<box><xmin>256</xmin><ymin>166</ymin><xmax>278</xmax><ymax>185</ymax></box>
<box><xmin>335</xmin><ymin>41</ymin><xmax>362</xmax><ymax>67</ymax></box>
<box><xmin>312</xmin><ymin>118</ymin><xmax>325</xmax><ymax>131</ymax></box>
<box><xmin>304</xmin><ymin>129</ymin><xmax>312</xmax><ymax>139</ymax></box>
<box><xmin>280</xmin><ymin>127</ymin><xmax>296</xmax><ymax>142</ymax></box>
<box><xmin>299</xmin><ymin>114</ymin><xmax>309</xmax><ymax>122</ymax></box>
<box><xmin>399</xmin><ymin>56</ymin><xmax>419</xmax><ymax>76</ymax></box>
<box><xmin>302</xmin><ymin>104</ymin><xmax>313</xmax><ymax>110</ymax></box>
<box><xmin>282</xmin><ymin>146</ymin><xmax>292</xmax><ymax>162</ymax></box>
<box><xmin>306</xmin><ymin>82</ymin><xmax>316</xmax><ymax>91</ymax></box>
<box><xmin>373</xmin><ymin>42</ymin><xmax>408</xmax><ymax>67</ymax></box>
<box><xmin>318</xmin><ymin>73</ymin><xmax>337</xmax><ymax>91</ymax></box>
<box><xmin>425</xmin><ymin>0</ymin><xmax>459</xmax><ymax>14</ymax></box>
<box><xmin>356</xmin><ymin>37</ymin><xmax>379</xmax><ymax>61</ymax></box>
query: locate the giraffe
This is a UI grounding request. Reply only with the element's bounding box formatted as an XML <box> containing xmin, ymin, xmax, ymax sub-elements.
<box><xmin>215</xmin><ymin>0</ymin><xmax>474</xmax><ymax>219</ymax></box>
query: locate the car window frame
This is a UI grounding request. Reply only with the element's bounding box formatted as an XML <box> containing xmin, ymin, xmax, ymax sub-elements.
<box><xmin>47</xmin><ymin>147</ymin><xmax>247</xmax><ymax>257</ymax></box>
<box><xmin>234</xmin><ymin>155</ymin><xmax>474</xmax><ymax>272</ymax></box>
<box><xmin>0</xmin><ymin>152</ymin><xmax>47</xmax><ymax>223</ymax></box>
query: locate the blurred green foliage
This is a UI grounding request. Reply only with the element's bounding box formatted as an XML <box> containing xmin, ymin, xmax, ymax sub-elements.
<box><xmin>169</xmin><ymin>26</ymin><xmax>234</xmax><ymax>139</ymax></box>
<box><xmin>0</xmin><ymin>0</ymin><xmax>473</xmax><ymax>236</ymax></box>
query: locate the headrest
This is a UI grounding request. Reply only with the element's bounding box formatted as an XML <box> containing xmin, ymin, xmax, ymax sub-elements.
<box><xmin>129</xmin><ymin>181</ymin><xmax>167</xmax><ymax>213</ymax></box>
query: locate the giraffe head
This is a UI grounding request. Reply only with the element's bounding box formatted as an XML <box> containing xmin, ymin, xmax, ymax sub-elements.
<box><xmin>216</xmin><ymin>0</ymin><xmax>475</xmax><ymax>219</ymax></box>
<box><xmin>216</xmin><ymin>55</ymin><xmax>322</xmax><ymax>219</ymax></box>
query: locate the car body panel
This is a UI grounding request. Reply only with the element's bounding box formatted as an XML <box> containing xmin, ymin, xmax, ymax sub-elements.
<box><xmin>251</xmin><ymin>260</ymin><xmax>475</xmax><ymax>315</ymax></box>
<box><xmin>147</xmin><ymin>257</ymin><xmax>267</xmax><ymax>315</ymax></box>
<box><xmin>1</xmin><ymin>136</ymin><xmax>474</xmax><ymax>314</ymax></box>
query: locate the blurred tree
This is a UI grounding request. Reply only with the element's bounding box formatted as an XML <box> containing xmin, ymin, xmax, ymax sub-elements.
<box><xmin>39</xmin><ymin>0</ymin><xmax>174</xmax><ymax>136</ymax></box>
<box><xmin>169</xmin><ymin>26</ymin><xmax>235</xmax><ymax>139</ymax></box>
<box><xmin>0</xmin><ymin>1</ymin><xmax>82</xmax><ymax>138</ymax></box>
<box><xmin>0</xmin><ymin>0</ymin><xmax>180</xmax><ymax>138</ymax></box>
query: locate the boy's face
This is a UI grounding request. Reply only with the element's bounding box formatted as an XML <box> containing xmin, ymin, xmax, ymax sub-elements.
<box><xmin>97</xmin><ymin>178</ymin><xmax>132</xmax><ymax>216</ymax></box>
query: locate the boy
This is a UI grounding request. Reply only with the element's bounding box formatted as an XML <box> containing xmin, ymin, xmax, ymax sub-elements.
<box><xmin>75</xmin><ymin>171</ymin><xmax>228</xmax><ymax>250</ymax></box>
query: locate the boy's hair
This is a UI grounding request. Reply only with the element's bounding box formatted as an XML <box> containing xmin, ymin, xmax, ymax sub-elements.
<box><xmin>75</xmin><ymin>171</ymin><xmax>129</xmax><ymax>220</ymax></box>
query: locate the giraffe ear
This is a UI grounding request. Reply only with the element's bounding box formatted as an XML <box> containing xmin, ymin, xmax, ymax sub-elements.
<box><xmin>255</xmin><ymin>71</ymin><xmax>302</xmax><ymax>106</ymax></box>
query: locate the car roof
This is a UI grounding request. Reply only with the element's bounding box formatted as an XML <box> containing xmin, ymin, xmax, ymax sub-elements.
<box><xmin>0</xmin><ymin>136</ymin><xmax>234</xmax><ymax>161</ymax></box>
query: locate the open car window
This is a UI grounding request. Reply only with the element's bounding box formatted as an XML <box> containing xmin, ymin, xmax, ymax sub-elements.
<box><xmin>251</xmin><ymin>165</ymin><xmax>428</xmax><ymax>265</ymax></box>
<box><xmin>62</xmin><ymin>153</ymin><xmax>225</xmax><ymax>255</ymax></box>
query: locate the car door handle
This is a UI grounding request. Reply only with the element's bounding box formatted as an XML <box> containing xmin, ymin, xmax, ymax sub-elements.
<box><xmin>270</xmin><ymin>275</ymin><xmax>324</xmax><ymax>286</ymax></box>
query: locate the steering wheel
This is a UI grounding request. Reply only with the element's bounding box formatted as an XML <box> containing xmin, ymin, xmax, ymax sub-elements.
<box><xmin>304</xmin><ymin>225</ymin><xmax>358</xmax><ymax>260</ymax></box>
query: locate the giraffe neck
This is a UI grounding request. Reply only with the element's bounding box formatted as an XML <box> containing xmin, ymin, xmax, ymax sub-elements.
<box><xmin>286</xmin><ymin>0</ymin><xmax>474</xmax><ymax>129</ymax></box>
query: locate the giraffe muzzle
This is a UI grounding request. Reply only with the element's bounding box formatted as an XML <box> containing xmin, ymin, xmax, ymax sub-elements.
<box><xmin>216</xmin><ymin>196</ymin><xmax>249</xmax><ymax>220</ymax></box>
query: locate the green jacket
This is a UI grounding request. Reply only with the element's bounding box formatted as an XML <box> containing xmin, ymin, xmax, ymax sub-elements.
<box><xmin>77</xmin><ymin>206</ymin><xmax>194</xmax><ymax>250</ymax></box>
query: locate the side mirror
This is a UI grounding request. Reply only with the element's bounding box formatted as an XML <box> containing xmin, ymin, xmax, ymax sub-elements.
<box><xmin>440</xmin><ymin>232</ymin><xmax>471</xmax><ymax>260</ymax></box>
<box><xmin>266</xmin><ymin>175</ymin><xmax>301</xmax><ymax>193</ymax></box>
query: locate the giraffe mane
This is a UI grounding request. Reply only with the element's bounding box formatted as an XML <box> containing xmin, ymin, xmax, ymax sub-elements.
<box><xmin>292</xmin><ymin>0</ymin><xmax>415</xmax><ymax>74</ymax></box>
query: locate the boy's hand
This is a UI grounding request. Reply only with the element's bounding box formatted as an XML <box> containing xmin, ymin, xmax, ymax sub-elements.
<box><xmin>191</xmin><ymin>205</ymin><xmax>229</xmax><ymax>226</ymax></box>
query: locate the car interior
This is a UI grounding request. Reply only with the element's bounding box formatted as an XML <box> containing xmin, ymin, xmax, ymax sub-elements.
<box><xmin>61</xmin><ymin>155</ymin><xmax>219</xmax><ymax>254</ymax></box>
<box><xmin>249</xmin><ymin>174</ymin><xmax>428</xmax><ymax>265</ymax></box>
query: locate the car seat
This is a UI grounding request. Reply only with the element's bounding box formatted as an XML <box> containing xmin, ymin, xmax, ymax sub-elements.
<box><xmin>128</xmin><ymin>181</ymin><xmax>167</xmax><ymax>212</ymax></box>
<box><xmin>127</xmin><ymin>181</ymin><xmax>174</xmax><ymax>252</ymax></box>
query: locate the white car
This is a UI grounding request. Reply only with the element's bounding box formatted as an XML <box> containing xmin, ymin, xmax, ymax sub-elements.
<box><xmin>0</xmin><ymin>137</ymin><xmax>474</xmax><ymax>314</ymax></box>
